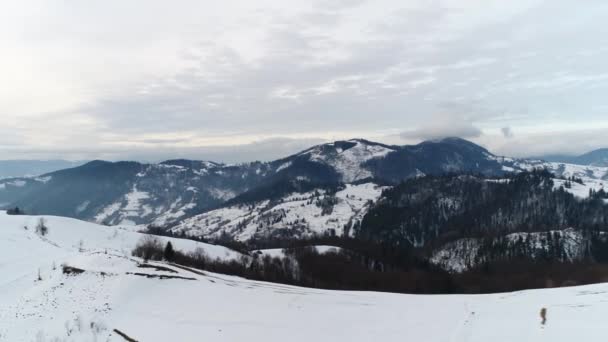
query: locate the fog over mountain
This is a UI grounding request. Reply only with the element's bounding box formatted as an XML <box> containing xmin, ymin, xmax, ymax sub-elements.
<box><xmin>0</xmin><ymin>160</ymin><xmax>84</xmax><ymax>179</ymax></box>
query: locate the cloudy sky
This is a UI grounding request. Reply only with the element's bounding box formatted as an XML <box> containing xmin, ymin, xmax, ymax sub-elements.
<box><xmin>1</xmin><ymin>0</ymin><xmax>608</xmax><ymax>162</ymax></box>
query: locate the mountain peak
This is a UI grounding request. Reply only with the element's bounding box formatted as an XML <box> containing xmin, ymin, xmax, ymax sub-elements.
<box><xmin>422</xmin><ymin>137</ymin><xmax>490</xmax><ymax>154</ymax></box>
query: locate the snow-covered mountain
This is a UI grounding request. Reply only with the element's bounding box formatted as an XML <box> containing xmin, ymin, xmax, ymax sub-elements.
<box><xmin>0</xmin><ymin>159</ymin><xmax>273</xmax><ymax>226</ymax></box>
<box><xmin>2</xmin><ymin>211</ymin><xmax>608</xmax><ymax>341</ymax></box>
<box><xmin>284</xmin><ymin>139</ymin><xmax>397</xmax><ymax>182</ymax></box>
<box><xmin>2</xmin><ymin>137</ymin><xmax>608</xmax><ymax>232</ymax></box>
<box><xmin>0</xmin><ymin>137</ymin><xmax>510</xmax><ymax>226</ymax></box>
<box><xmin>171</xmin><ymin>183</ymin><xmax>386</xmax><ymax>241</ymax></box>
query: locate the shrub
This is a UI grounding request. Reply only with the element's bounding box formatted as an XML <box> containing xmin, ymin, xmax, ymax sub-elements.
<box><xmin>6</xmin><ymin>207</ymin><xmax>24</xmax><ymax>215</ymax></box>
<box><xmin>132</xmin><ymin>235</ymin><xmax>164</xmax><ymax>262</ymax></box>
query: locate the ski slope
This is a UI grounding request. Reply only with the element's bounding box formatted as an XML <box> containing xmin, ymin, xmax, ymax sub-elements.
<box><xmin>1</xmin><ymin>212</ymin><xmax>607</xmax><ymax>341</ymax></box>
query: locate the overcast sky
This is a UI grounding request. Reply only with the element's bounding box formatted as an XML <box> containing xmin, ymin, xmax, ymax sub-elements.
<box><xmin>1</xmin><ymin>0</ymin><xmax>608</xmax><ymax>162</ymax></box>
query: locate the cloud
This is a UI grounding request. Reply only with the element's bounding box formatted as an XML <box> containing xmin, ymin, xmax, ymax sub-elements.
<box><xmin>400</xmin><ymin>114</ymin><xmax>483</xmax><ymax>141</ymax></box>
<box><xmin>0</xmin><ymin>136</ymin><xmax>327</xmax><ymax>163</ymax></box>
<box><xmin>1</xmin><ymin>0</ymin><xmax>608</xmax><ymax>160</ymax></box>
<box><xmin>480</xmin><ymin>127</ymin><xmax>608</xmax><ymax>158</ymax></box>
<box><xmin>501</xmin><ymin>126</ymin><xmax>514</xmax><ymax>138</ymax></box>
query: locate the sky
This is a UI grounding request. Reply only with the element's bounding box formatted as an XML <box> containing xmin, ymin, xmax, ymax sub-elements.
<box><xmin>2</xmin><ymin>0</ymin><xmax>608</xmax><ymax>162</ymax></box>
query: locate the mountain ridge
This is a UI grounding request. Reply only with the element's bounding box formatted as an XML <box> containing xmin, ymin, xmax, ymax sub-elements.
<box><xmin>540</xmin><ymin>148</ymin><xmax>608</xmax><ymax>166</ymax></box>
<box><xmin>2</xmin><ymin>137</ymin><xmax>606</xmax><ymax>228</ymax></box>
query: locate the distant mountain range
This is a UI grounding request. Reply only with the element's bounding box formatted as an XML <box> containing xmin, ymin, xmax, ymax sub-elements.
<box><xmin>539</xmin><ymin>148</ymin><xmax>608</xmax><ymax>166</ymax></box>
<box><xmin>0</xmin><ymin>137</ymin><xmax>511</xmax><ymax>225</ymax></box>
<box><xmin>1</xmin><ymin>137</ymin><xmax>605</xmax><ymax>229</ymax></box>
<box><xmin>2</xmin><ymin>137</ymin><xmax>608</xmax><ymax>274</ymax></box>
<box><xmin>0</xmin><ymin>160</ymin><xmax>84</xmax><ymax>179</ymax></box>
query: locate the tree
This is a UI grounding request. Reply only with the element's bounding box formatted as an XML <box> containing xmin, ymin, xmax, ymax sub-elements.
<box><xmin>7</xmin><ymin>207</ymin><xmax>23</xmax><ymax>215</ymax></box>
<box><xmin>164</xmin><ymin>241</ymin><xmax>175</xmax><ymax>262</ymax></box>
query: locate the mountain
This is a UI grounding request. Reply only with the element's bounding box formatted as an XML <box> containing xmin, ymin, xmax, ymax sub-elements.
<box><xmin>167</xmin><ymin>143</ymin><xmax>608</xmax><ymax>244</ymax></box>
<box><xmin>0</xmin><ymin>159</ymin><xmax>272</xmax><ymax>225</ymax></box>
<box><xmin>3</xmin><ymin>211</ymin><xmax>608</xmax><ymax>341</ymax></box>
<box><xmin>357</xmin><ymin>169</ymin><xmax>608</xmax><ymax>272</ymax></box>
<box><xmin>365</xmin><ymin>137</ymin><xmax>505</xmax><ymax>183</ymax></box>
<box><xmin>541</xmin><ymin>148</ymin><xmax>608</xmax><ymax>166</ymax></box>
<box><xmin>2</xmin><ymin>137</ymin><xmax>606</xmax><ymax>231</ymax></box>
<box><xmin>0</xmin><ymin>160</ymin><xmax>84</xmax><ymax>179</ymax></box>
<box><xmin>0</xmin><ymin>138</ymin><xmax>513</xmax><ymax>226</ymax></box>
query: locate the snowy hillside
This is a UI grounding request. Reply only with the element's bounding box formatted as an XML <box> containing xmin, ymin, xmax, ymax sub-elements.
<box><xmin>171</xmin><ymin>183</ymin><xmax>386</xmax><ymax>241</ymax></box>
<box><xmin>295</xmin><ymin>139</ymin><xmax>396</xmax><ymax>182</ymax></box>
<box><xmin>431</xmin><ymin>228</ymin><xmax>589</xmax><ymax>273</ymax></box>
<box><xmin>0</xmin><ymin>160</ymin><xmax>273</xmax><ymax>226</ymax></box>
<box><xmin>499</xmin><ymin>157</ymin><xmax>608</xmax><ymax>181</ymax></box>
<box><xmin>1</xmin><ymin>211</ymin><xmax>608</xmax><ymax>341</ymax></box>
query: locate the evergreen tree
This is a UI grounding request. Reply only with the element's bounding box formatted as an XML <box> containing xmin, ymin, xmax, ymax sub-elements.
<box><xmin>164</xmin><ymin>241</ymin><xmax>175</xmax><ymax>262</ymax></box>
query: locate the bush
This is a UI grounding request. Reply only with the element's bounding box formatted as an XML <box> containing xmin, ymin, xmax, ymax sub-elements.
<box><xmin>6</xmin><ymin>207</ymin><xmax>24</xmax><ymax>215</ymax></box>
<box><xmin>132</xmin><ymin>236</ymin><xmax>163</xmax><ymax>262</ymax></box>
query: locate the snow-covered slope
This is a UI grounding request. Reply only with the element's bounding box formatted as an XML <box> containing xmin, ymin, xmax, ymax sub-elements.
<box><xmin>296</xmin><ymin>139</ymin><xmax>396</xmax><ymax>182</ymax></box>
<box><xmin>431</xmin><ymin>228</ymin><xmax>589</xmax><ymax>273</ymax></box>
<box><xmin>2</xmin><ymin>211</ymin><xmax>608</xmax><ymax>341</ymax></box>
<box><xmin>499</xmin><ymin>158</ymin><xmax>608</xmax><ymax>181</ymax></box>
<box><xmin>171</xmin><ymin>183</ymin><xmax>386</xmax><ymax>241</ymax></box>
<box><xmin>254</xmin><ymin>245</ymin><xmax>343</xmax><ymax>259</ymax></box>
<box><xmin>0</xmin><ymin>160</ymin><xmax>273</xmax><ymax>226</ymax></box>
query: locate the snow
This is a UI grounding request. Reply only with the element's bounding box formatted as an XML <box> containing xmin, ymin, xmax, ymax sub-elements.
<box><xmin>93</xmin><ymin>186</ymin><xmax>157</xmax><ymax>225</ymax></box>
<box><xmin>254</xmin><ymin>245</ymin><xmax>343</xmax><ymax>258</ymax></box>
<box><xmin>508</xmin><ymin>160</ymin><xmax>608</xmax><ymax>181</ymax></box>
<box><xmin>208</xmin><ymin>187</ymin><xmax>236</xmax><ymax>201</ymax></box>
<box><xmin>152</xmin><ymin>199</ymin><xmax>198</xmax><ymax>227</ymax></box>
<box><xmin>94</xmin><ymin>202</ymin><xmax>121</xmax><ymax>223</ymax></box>
<box><xmin>123</xmin><ymin>185</ymin><xmax>151</xmax><ymax>215</ymax></box>
<box><xmin>497</xmin><ymin>158</ymin><xmax>608</xmax><ymax>200</ymax></box>
<box><xmin>0</xmin><ymin>179</ymin><xmax>27</xmax><ymax>189</ymax></box>
<box><xmin>34</xmin><ymin>176</ymin><xmax>52</xmax><ymax>183</ymax></box>
<box><xmin>2</xmin><ymin>211</ymin><xmax>608</xmax><ymax>341</ymax></box>
<box><xmin>276</xmin><ymin>161</ymin><xmax>292</xmax><ymax>172</ymax></box>
<box><xmin>173</xmin><ymin>183</ymin><xmax>386</xmax><ymax>241</ymax></box>
<box><xmin>305</xmin><ymin>140</ymin><xmax>395</xmax><ymax>182</ymax></box>
<box><xmin>553</xmin><ymin>178</ymin><xmax>605</xmax><ymax>199</ymax></box>
<box><xmin>75</xmin><ymin>200</ymin><xmax>90</xmax><ymax>213</ymax></box>
<box><xmin>431</xmin><ymin>229</ymin><xmax>588</xmax><ymax>273</ymax></box>
<box><xmin>9</xmin><ymin>180</ymin><xmax>26</xmax><ymax>187</ymax></box>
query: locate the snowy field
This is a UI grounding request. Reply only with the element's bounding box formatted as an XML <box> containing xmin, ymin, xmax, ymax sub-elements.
<box><xmin>1</xmin><ymin>212</ymin><xmax>608</xmax><ymax>341</ymax></box>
